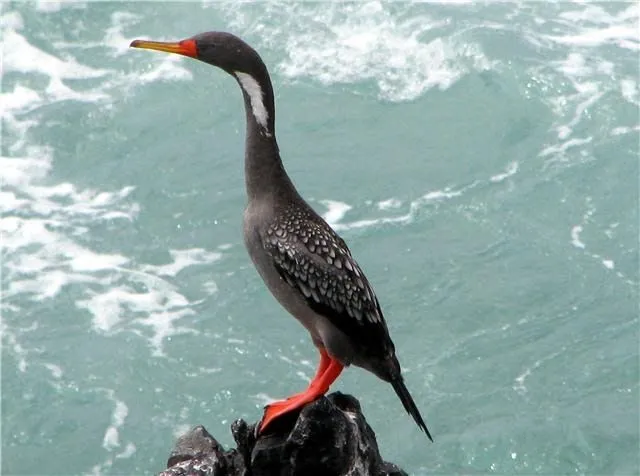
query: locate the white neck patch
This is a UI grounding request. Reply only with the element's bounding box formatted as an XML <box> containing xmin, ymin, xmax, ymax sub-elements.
<box><xmin>235</xmin><ymin>72</ymin><xmax>269</xmax><ymax>133</ymax></box>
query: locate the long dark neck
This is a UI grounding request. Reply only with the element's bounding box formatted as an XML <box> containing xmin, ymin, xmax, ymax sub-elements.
<box><xmin>235</xmin><ymin>66</ymin><xmax>296</xmax><ymax>203</ymax></box>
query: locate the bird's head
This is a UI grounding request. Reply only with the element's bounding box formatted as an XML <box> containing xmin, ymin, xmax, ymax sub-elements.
<box><xmin>130</xmin><ymin>31</ymin><xmax>275</xmax><ymax>135</ymax></box>
<box><xmin>130</xmin><ymin>31</ymin><xmax>264</xmax><ymax>78</ymax></box>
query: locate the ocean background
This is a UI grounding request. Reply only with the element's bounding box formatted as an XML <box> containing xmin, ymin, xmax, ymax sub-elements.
<box><xmin>1</xmin><ymin>1</ymin><xmax>638</xmax><ymax>474</ymax></box>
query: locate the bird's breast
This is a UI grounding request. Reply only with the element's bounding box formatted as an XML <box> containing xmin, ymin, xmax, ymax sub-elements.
<box><xmin>243</xmin><ymin>208</ymin><xmax>319</xmax><ymax>333</ymax></box>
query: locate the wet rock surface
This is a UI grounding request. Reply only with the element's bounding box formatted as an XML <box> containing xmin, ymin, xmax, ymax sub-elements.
<box><xmin>159</xmin><ymin>392</ymin><xmax>407</xmax><ymax>476</ymax></box>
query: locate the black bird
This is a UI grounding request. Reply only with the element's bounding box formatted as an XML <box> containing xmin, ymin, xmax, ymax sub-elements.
<box><xmin>130</xmin><ymin>31</ymin><xmax>433</xmax><ymax>441</ymax></box>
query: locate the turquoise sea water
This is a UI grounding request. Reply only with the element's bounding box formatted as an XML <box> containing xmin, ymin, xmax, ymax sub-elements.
<box><xmin>2</xmin><ymin>2</ymin><xmax>638</xmax><ymax>474</ymax></box>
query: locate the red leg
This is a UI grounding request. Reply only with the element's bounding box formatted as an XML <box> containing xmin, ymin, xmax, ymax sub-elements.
<box><xmin>311</xmin><ymin>348</ymin><xmax>331</xmax><ymax>382</ymax></box>
<box><xmin>284</xmin><ymin>348</ymin><xmax>331</xmax><ymax>401</ymax></box>
<box><xmin>258</xmin><ymin>352</ymin><xmax>344</xmax><ymax>434</ymax></box>
<box><xmin>307</xmin><ymin>358</ymin><xmax>343</xmax><ymax>393</ymax></box>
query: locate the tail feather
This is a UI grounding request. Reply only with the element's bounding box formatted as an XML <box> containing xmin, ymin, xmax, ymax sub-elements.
<box><xmin>391</xmin><ymin>377</ymin><xmax>433</xmax><ymax>442</ymax></box>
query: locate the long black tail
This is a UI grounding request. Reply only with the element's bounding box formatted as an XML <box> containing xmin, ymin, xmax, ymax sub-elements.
<box><xmin>391</xmin><ymin>376</ymin><xmax>433</xmax><ymax>442</ymax></box>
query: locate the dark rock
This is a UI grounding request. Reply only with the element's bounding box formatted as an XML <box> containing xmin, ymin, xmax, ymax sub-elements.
<box><xmin>159</xmin><ymin>392</ymin><xmax>407</xmax><ymax>476</ymax></box>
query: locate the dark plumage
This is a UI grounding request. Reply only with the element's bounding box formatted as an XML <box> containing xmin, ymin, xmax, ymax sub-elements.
<box><xmin>264</xmin><ymin>205</ymin><xmax>391</xmax><ymax>356</ymax></box>
<box><xmin>264</xmin><ymin>205</ymin><xmax>432</xmax><ymax>439</ymax></box>
<box><xmin>130</xmin><ymin>31</ymin><xmax>433</xmax><ymax>441</ymax></box>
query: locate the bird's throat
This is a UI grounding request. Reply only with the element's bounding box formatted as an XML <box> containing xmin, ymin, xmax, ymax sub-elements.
<box><xmin>236</xmin><ymin>72</ymin><xmax>294</xmax><ymax>202</ymax></box>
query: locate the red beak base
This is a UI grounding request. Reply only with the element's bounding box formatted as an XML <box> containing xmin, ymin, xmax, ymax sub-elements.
<box><xmin>129</xmin><ymin>38</ymin><xmax>197</xmax><ymax>58</ymax></box>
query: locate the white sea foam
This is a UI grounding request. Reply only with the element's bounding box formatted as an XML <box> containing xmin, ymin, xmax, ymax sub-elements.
<box><xmin>44</xmin><ymin>362</ymin><xmax>64</xmax><ymax>379</ymax></box>
<box><xmin>1</xmin><ymin>150</ymin><xmax>210</xmax><ymax>359</ymax></box>
<box><xmin>217</xmin><ymin>1</ymin><xmax>492</xmax><ymax>102</ymax></box>
<box><xmin>540</xmin><ymin>137</ymin><xmax>593</xmax><ymax>166</ymax></box>
<box><xmin>323</xmin><ymin>185</ymin><xmax>469</xmax><ymax>232</ymax></box>
<box><xmin>568</xmin><ymin>199</ymin><xmax>633</xmax><ymax>284</ymax></box>
<box><xmin>1</xmin><ymin>151</ymin><xmax>136</xmax><ymax>309</ymax></box>
<box><xmin>1</xmin><ymin>323</ymin><xmax>30</xmax><ymax>372</ymax></box>
<box><xmin>253</xmin><ymin>392</ymin><xmax>279</xmax><ymax>406</ymax></box>
<box><xmin>3</xmin><ymin>17</ymin><xmax>108</xmax><ymax>80</ymax></box>
<box><xmin>104</xmin><ymin>12</ymin><xmax>142</xmax><ymax>57</ymax></box>
<box><xmin>318</xmin><ymin>160</ymin><xmax>525</xmax><ymax>232</ymax></box>
<box><xmin>570</xmin><ymin>226</ymin><xmax>586</xmax><ymax>249</ymax></box>
<box><xmin>569</xmin><ymin>199</ymin><xmax>596</xmax><ymax>252</ymax></box>
<box><xmin>545</xmin><ymin>25</ymin><xmax>640</xmax><ymax>50</ymax></box>
<box><xmin>532</xmin><ymin>2</ymin><xmax>639</xmax><ymax>168</ymax></box>
<box><xmin>611</xmin><ymin>125</ymin><xmax>640</xmax><ymax>136</ymax></box>
<box><xmin>602</xmin><ymin>259</ymin><xmax>615</xmax><ymax>270</ymax></box>
<box><xmin>141</xmin><ymin>249</ymin><xmax>222</xmax><ymax>277</ymax></box>
<box><xmin>319</xmin><ymin>200</ymin><xmax>352</xmax><ymax>227</ymax></box>
<box><xmin>1</xmin><ymin>6</ymin><xmax>214</xmax><ymax>367</ymax></box>
<box><xmin>490</xmin><ymin>161</ymin><xmax>519</xmax><ymax>183</ymax></box>
<box><xmin>76</xmin><ymin>273</ymin><xmax>202</xmax><ymax>356</ymax></box>
<box><xmin>41</xmin><ymin>9</ymin><xmax>193</xmax><ymax>91</ymax></box>
<box><xmin>514</xmin><ymin>350</ymin><xmax>564</xmax><ymax>395</ymax></box>
<box><xmin>115</xmin><ymin>443</ymin><xmax>136</xmax><ymax>460</ymax></box>
<box><xmin>620</xmin><ymin>79</ymin><xmax>638</xmax><ymax>105</ymax></box>
<box><xmin>0</xmin><ymin>85</ymin><xmax>42</xmax><ymax>116</ymax></box>
<box><xmin>551</xmin><ymin>3</ymin><xmax>639</xmax><ymax>49</ymax></box>
<box><xmin>279</xmin><ymin>28</ymin><xmax>490</xmax><ymax>102</ymax></box>
<box><xmin>103</xmin><ymin>401</ymin><xmax>128</xmax><ymax>450</ymax></box>
<box><xmin>132</xmin><ymin>55</ymin><xmax>193</xmax><ymax>85</ymax></box>
<box><xmin>1</xmin><ymin>10</ymin><xmax>192</xmax><ymax>119</ymax></box>
<box><xmin>90</xmin><ymin>390</ymin><xmax>136</xmax><ymax>474</ymax></box>
<box><xmin>34</xmin><ymin>0</ymin><xmax>86</xmax><ymax>12</ymax></box>
<box><xmin>202</xmin><ymin>279</ymin><xmax>219</xmax><ymax>295</ymax></box>
<box><xmin>377</xmin><ymin>198</ymin><xmax>403</xmax><ymax>210</ymax></box>
<box><xmin>558</xmin><ymin>3</ymin><xmax>631</xmax><ymax>24</ymax></box>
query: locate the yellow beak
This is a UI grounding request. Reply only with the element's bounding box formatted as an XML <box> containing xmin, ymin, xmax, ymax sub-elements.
<box><xmin>129</xmin><ymin>39</ymin><xmax>197</xmax><ymax>58</ymax></box>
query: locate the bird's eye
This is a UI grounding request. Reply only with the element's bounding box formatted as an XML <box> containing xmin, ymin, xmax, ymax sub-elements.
<box><xmin>197</xmin><ymin>42</ymin><xmax>216</xmax><ymax>57</ymax></box>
